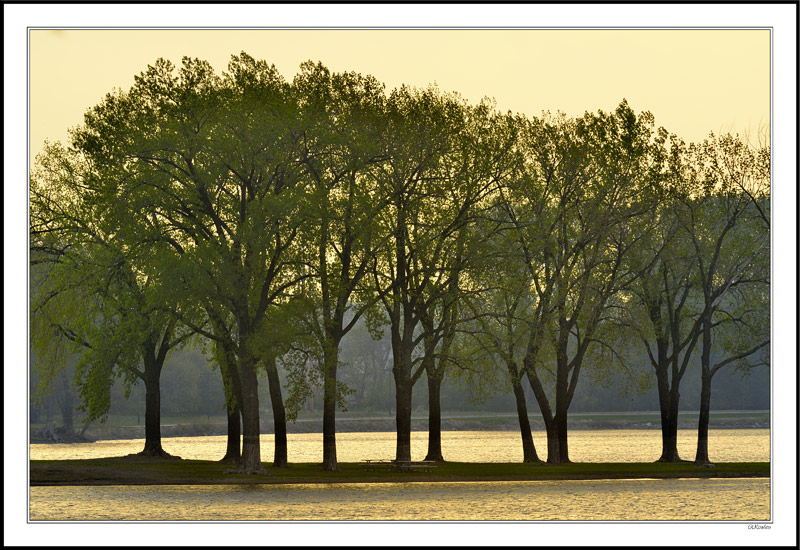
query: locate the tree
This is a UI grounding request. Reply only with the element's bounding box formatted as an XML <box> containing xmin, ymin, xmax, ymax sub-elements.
<box><xmin>680</xmin><ymin>134</ymin><xmax>770</xmax><ymax>465</ymax></box>
<box><xmin>610</xmin><ymin>129</ymin><xmax>705</xmax><ymax>462</ymax></box>
<box><xmin>417</xmin><ymin>240</ymin><xmax>462</xmax><ymax>462</ymax></box>
<box><xmin>68</xmin><ymin>54</ymin><xmax>309</xmax><ymax>473</ymax></box>
<box><xmin>460</xmin><ymin>229</ymin><xmax>544</xmax><ymax>463</ymax></box>
<box><xmin>337</xmin><ymin>318</ymin><xmax>394</xmax><ymax>413</ymax></box>
<box><xmin>30</xmin><ymin>347</ymin><xmax>91</xmax><ymax>442</ymax></box>
<box><xmin>621</xmin><ymin>210</ymin><xmax>701</xmax><ymax>462</ymax></box>
<box><xmin>371</xmin><ymin>86</ymin><xmax>500</xmax><ymax>463</ymax></box>
<box><xmin>30</xmin><ymin>142</ymin><xmax>193</xmax><ymax>457</ymax></box>
<box><xmin>414</xmin><ymin>103</ymin><xmax>520</xmax><ymax>462</ymax></box>
<box><xmin>205</xmin><ymin>310</ymin><xmax>244</xmax><ymax>463</ymax></box>
<box><xmin>291</xmin><ymin>62</ymin><xmax>390</xmax><ymax>470</ymax></box>
<box><xmin>498</xmin><ymin>102</ymin><xmax>657</xmax><ymax>463</ymax></box>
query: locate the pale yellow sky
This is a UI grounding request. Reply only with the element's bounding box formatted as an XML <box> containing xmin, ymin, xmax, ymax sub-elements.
<box><xmin>29</xmin><ymin>29</ymin><xmax>770</xmax><ymax>163</ymax></box>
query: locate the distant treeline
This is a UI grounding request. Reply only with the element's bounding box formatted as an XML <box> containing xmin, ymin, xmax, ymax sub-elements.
<box><xmin>30</xmin><ymin>53</ymin><xmax>769</xmax><ymax>471</ymax></box>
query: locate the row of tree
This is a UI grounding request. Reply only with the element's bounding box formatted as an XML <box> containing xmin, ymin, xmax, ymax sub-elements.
<box><xmin>30</xmin><ymin>53</ymin><xmax>770</xmax><ymax>473</ymax></box>
<box><xmin>30</xmin><ymin>326</ymin><xmax>769</xmax><ymax>426</ymax></box>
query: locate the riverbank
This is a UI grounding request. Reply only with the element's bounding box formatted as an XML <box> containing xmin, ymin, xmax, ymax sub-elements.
<box><xmin>29</xmin><ymin>410</ymin><xmax>771</xmax><ymax>443</ymax></box>
<box><xmin>30</xmin><ymin>456</ymin><xmax>769</xmax><ymax>486</ymax></box>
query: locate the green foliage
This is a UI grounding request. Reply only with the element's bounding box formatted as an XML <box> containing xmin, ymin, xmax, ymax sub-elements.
<box><xmin>30</xmin><ymin>50</ymin><xmax>770</xmax><ymax>449</ymax></box>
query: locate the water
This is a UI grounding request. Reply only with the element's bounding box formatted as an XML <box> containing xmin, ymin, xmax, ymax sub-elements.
<box><xmin>30</xmin><ymin>428</ymin><xmax>770</xmax><ymax>463</ymax></box>
<box><xmin>30</xmin><ymin>479</ymin><xmax>770</xmax><ymax>521</ymax></box>
<box><xmin>29</xmin><ymin>429</ymin><xmax>770</xmax><ymax>521</ymax></box>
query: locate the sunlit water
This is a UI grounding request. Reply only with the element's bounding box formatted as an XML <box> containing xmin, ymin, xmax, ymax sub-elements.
<box><xmin>30</xmin><ymin>429</ymin><xmax>770</xmax><ymax>463</ymax></box>
<box><xmin>30</xmin><ymin>479</ymin><xmax>769</xmax><ymax>521</ymax></box>
<box><xmin>30</xmin><ymin>430</ymin><xmax>770</xmax><ymax>521</ymax></box>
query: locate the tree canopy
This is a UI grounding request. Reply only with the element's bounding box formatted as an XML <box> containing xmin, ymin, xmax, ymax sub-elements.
<box><xmin>30</xmin><ymin>52</ymin><xmax>770</xmax><ymax>469</ymax></box>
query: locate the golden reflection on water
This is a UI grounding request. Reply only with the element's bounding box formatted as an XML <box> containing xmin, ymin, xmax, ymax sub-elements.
<box><xmin>30</xmin><ymin>479</ymin><xmax>770</xmax><ymax>521</ymax></box>
<box><xmin>30</xmin><ymin>430</ymin><xmax>770</xmax><ymax>521</ymax></box>
<box><xmin>30</xmin><ymin>429</ymin><xmax>770</xmax><ymax>463</ymax></box>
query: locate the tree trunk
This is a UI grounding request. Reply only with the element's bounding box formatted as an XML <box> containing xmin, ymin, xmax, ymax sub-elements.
<box><xmin>222</xmin><ymin>400</ymin><xmax>241</xmax><ymax>463</ymax></box>
<box><xmin>78</xmin><ymin>419</ymin><xmax>92</xmax><ymax>438</ymax></box>
<box><xmin>219</xmin><ymin>355</ymin><xmax>242</xmax><ymax>463</ymax></box>
<box><xmin>57</xmin><ymin>370</ymin><xmax>74</xmax><ymax>433</ymax></box>
<box><xmin>139</xmin><ymin>370</ymin><xmax>169</xmax><ymax>457</ymax></box>
<box><xmin>209</xmin><ymin>313</ymin><xmax>242</xmax><ymax>463</ymax></box>
<box><xmin>321</xmin><ymin>336</ymin><xmax>340</xmax><ymax>471</ymax></box>
<box><xmin>695</xmin><ymin>311</ymin><xmax>714</xmax><ymax>467</ymax></box>
<box><xmin>695</xmin><ymin>370</ymin><xmax>713</xmax><ymax>466</ymax></box>
<box><xmin>524</xmin><ymin>355</ymin><xmax>556</xmax><ymax>463</ymax></box>
<box><xmin>394</xmin><ymin>375</ymin><xmax>413</xmax><ymax>463</ymax></box>
<box><xmin>42</xmin><ymin>384</ymin><xmax>59</xmax><ymax>442</ymax></box>
<box><xmin>424</xmin><ymin>371</ymin><xmax>444</xmax><ymax>462</ymax></box>
<box><xmin>659</xmin><ymin>413</ymin><xmax>681</xmax><ymax>463</ymax></box>
<box><xmin>555</xmin><ymin>412</ymin><xmax>570</xmax><ymax>464</ymax></box>
<box><xmin>137</xmin><ymin>336</ymin><xmax>178</xmax><ymax>458</ymax></box>
<box><xmin>511</xmin><ymin>378</ymin><xmax>540</xmax><ymax>463</ymax></box>
<box><xmin>265</xmin><ymin>355</ymin><xmax>288</xmax><ymax>468</ymax></box>
<box><xmin>554</xmin><ymin>346</ymin><xmax>571</xmax><ymax>464</ymax></box>
<box><xmin>544</xmin><ymin>419</ymin><xmax>561</xmax><ymax>464</ymax></box>
<box><xmin>237</xmin><ymin>351</ymin><xmax>266</xmax><ymax>474</ymax></box>
<box><xmin>655</xmin><ymin>369</ymin><xmax>682</xmax><ymax>462</ymax></box>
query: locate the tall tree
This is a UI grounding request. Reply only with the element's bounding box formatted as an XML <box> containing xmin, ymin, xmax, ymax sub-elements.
<box><xmin>461</xmin><ymin>226</ymin><xmax>544</xmax><ymax>463</ymax></box>
<box><xmin>622</xmin><ymin>209</ymin><xmax>702</xmax><ymax>462</ymax></box>
<box><xmin>611</xmin><ymin>130</ymin><xmax>705</xmax><ymax>462</ymax></box>
<box><xmin>680</xmin><ymin>134</ymin><xmax>770</xmax><ymax>465</ymax></box>
<box><xmin>371</xmin><ymin>85</ymin><xmax>474</xmax><ymax>463</ymax></box>
<box><xmin>30</xmin><ymin>143</ymin><xmax>194</xmax><ymax>457</ymax></box>
<box><xmin>292</xmin><ymin>62</ymin><xmax>390</xmax><ymax>470</ymax></box>
<box><xmin>414</xmin><ymin>103</ymin><xmax>520</xmax><ymax>462</ymax></box>
<box><xmin>205</xmin><ymin>309</ymin><xmax>244</xmax><ymax>463</ymax></box>
<box><xmin>499</xmin><ymin>102</ymin><xmax>657</xmax><ymax>463</ymax></box>
<box><xmin>70</xmin><ymin>54</ymin><xmax>309</xmax><ymax>473</ymax></box>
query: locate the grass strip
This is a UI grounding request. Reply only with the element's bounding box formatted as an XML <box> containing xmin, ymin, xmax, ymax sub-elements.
<box><xmin>30</xmin><ymin>457</ymin><xmax>769</xmax><ymax>486</ymax></box>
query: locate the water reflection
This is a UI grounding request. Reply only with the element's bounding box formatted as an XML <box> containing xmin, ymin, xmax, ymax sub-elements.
<box><xmin>30</xmin><ymin>429</ymin><xmax>770</xmax><ymax>463</ymax></box>
<box><xmin>30</xmin><ymin>478</ymin><xmax>770</xmax><ymax>521</ymax></box>
<box><xmin>30</xmin><ymin>430</ymin><xmax>770</xmax><ymax>521</ymax></box>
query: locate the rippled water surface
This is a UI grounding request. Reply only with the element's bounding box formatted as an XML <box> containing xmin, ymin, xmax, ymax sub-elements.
<box><xmin>30</xmin><ymin>430</ymin><xmax>770</xmax><ymax>521</ymax></box>
<box><xmin>30</xmin><ymin>429</ymin><xmax>770</xmax><ymax>463</ymax></box>
<box><xmin>30</xmin><ymin>479</ymin><xmax>770</xmax><ymax>521</ymax></box>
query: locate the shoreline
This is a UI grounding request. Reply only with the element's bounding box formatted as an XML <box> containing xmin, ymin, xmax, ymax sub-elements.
<box><xmin>30</xmin><ymin>457</ymin><xmax>770</xmax><ymax>487</ymax></box>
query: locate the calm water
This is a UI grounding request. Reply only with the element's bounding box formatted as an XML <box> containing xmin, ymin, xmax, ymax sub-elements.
<box><xmin>30</xmin><ymin>429</ymin><xmax>770</xmax><ymax>521</ymax></box>
<box><xmin>30</xmin><ymin>429</ymin><xmax>770</xmax><ymax>463</ymax></box>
